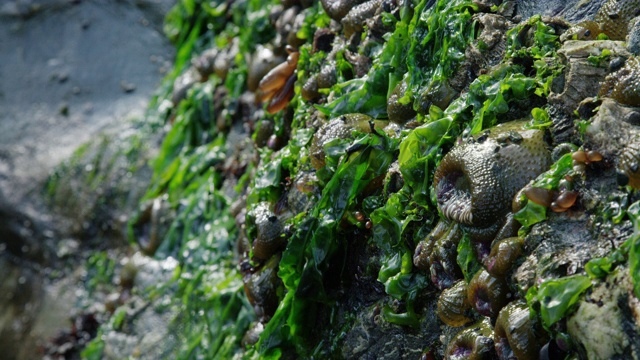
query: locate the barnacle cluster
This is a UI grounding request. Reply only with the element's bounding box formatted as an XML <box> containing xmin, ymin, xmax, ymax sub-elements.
<box><xmin>563</xmin><ymin>0</ymin><xmax>640</xmax><ymax>40</ymax></box>
<box><xmin>599</xmin><ymin>56</ymin><xmax>640</xmax><ymax>106</ymax></box>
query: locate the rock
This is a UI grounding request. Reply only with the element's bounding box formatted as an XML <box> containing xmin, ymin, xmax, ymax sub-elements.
<box><xmin>101</xmin><ymin>254</ymin><xmax>180</xmax><ymax>360</ymax></box>
<box><xmin>548</xmin><ymin>40</ymin><xmax>630</xmax><ymax>115</ymax></box>
<box><xmin>0</xmin><ymin>1</ymin><xmax>175</xmax><ymax>358</ymax></box>
<box><xmin>629</xmin><ymin>17</ymin><xmax>640</xmax><ymax>55</ymax></box>
<box><xmin>515</xmin><ymin>0</ymin><xmax>606</xmax><ymax>23</ymax></box>
<box><xmin>567</xmin><ymin>270</ymin><xmax>640</xmax><ymax>359</ymax></box>
<box><xmin>583</xmin><ymin>99</ymin><xmax>640</xmax><ymax>160</ymax></box>
<box><xmin>339</xmin><ymin>303</ymin><xmax>431</xmax><ymax>359</ymax></box>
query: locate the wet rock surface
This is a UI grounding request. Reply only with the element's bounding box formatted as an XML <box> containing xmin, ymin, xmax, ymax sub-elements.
<box><xmin>4</xmin><ymin>0</ymin><xmax>640</xmax><ymax>359</ymax></box>
<box><xmin>515</xmin><ymin>0</ymin><xmax>606</xmax><ymax>22</ymax></box>
<box><xmin>0</xmin><ymin>1</ymin><xmax>174</xmax><ymax>359</ymax></box>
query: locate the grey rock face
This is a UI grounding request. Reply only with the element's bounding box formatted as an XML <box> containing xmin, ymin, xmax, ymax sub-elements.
<box><xmin>549</xmin><ymin>40</ymin><xmax>631</xmax><ymax>115</ymax></box>
<box><xmin>628</xmin><ymin>17</ymin><xmax>640</xmax><ymax>55</ymax></box>
<box><xmin>515</xmin><ymin>0</ymin><xmax>606</xmax><ymax>22</ymax></box>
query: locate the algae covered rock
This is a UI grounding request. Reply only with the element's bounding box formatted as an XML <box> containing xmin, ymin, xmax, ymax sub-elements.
<box><xmin>37</xmin><ymin>0</ymin><xmax>640</xmax><ymax>359</ymax></box>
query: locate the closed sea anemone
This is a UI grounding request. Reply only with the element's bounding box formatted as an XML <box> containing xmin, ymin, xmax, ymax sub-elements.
<box><xmin>433</xmin><ymin>121</ymin><xmax>552</xmax><ymax>244</ymax></box>
<box><xmin>437</xmin><ymin>280</ymin><xmax>473</xmax><ymax>327</ymax></box>
<box><xmin>445</xmin><ymin>318</ymin><xmax>496</xmax><ymax>360</ymax></box>
<box><xmin>494</xmin><ymin>301</ymin><xmax>548</xmax><ymax>360</ymax></box>
<box><xmin>467</xmin><ymin>269</ymin><xmax>510</xmax><ymax>318</ymax></box>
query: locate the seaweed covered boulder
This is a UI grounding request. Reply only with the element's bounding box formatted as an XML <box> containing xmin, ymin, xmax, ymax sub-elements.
<box><xmin>33</xmin><ymin>0</ymin><xmax>640</xmax><ymax>359</ymax></box>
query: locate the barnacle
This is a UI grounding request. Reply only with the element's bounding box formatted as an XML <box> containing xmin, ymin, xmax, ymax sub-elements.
<box><xmin>437</xmin><ymin>280</ymin><xmax>473</xmax><ymax>327</ymax></box>
<box><xmin>467</xmin><ymin>269</ymin><xmax>510</xmax><ymax>318</ymax></box>
<box><xmin>599</xmin><ymin>57</ymin><xmax>640</xmax><ymax>107</ymax></box>
<box><xmin>445</xmin><ymin>318</ymin><xmax>496</xmax><ymax>360</ymax></box>
<box><xmin>433</xmin><ymin>121</ymin><xmax>552</xmax><ymax>242</ymax></box>
<box><xmin>494</xmin><ymin>301</ymin><xmax>548</xmax><ymax>360</ymax></box>
<box><xmin>563</xmin><ymin>0</ymin><xmax>640</xmax><ymax>40</ymax></box>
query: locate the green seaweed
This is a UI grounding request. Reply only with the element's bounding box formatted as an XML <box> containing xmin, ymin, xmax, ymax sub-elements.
<box><xmin>78</xmin><ymin>0</ymin><xmax>585</xmax><ymax>358</ymax></box>
<box><xmin>457</xmin><ymin>233</ymin><xmax>481</xmax><ymax>282</ymax></box>
<box><xmin>318</xmin><ymin>0</ymin><xmax>478</xmax><ymax>119</ymax></box>
<box><xmin>526</xmin><ymin>274</ymin><xmax>592</xmax><ymax>331</ymax></box>
<box><xmin>257</xmin><ymin>130</ymin><xmax>400</xmax><ymax>354</ymax></box>
<box><xmin>514</xmin><ymin>153</ymin><xmax>574</xmax><ymax>233</ymax></box>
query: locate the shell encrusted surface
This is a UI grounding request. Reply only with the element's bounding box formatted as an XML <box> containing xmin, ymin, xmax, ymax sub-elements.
<box><xmin>595</xmin><ymin>0</ymin><xmax>640</xmax><ymax>40</ymax></box>
<box><xmin>600</xmin><ymin>56</ymin><xmax>640</xmax><ymax>106</ymax></box>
